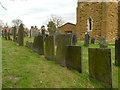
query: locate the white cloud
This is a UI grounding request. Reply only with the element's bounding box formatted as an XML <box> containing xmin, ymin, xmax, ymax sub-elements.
<box><xmin>0</xmin><ymin>0</ymin><xmax>77</xmax><ymax>29</ymax></box>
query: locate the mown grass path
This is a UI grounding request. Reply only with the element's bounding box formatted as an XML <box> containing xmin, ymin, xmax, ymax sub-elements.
<box><xmin>2</xmin><ymin>38</ymin><xmax>118</xmax><ymax>88</ymax></box>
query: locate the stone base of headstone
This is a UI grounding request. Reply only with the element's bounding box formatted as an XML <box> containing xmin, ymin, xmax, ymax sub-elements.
<box><xmin>115</xmin><ymin>38</ymin><xmax>120</xmax><ymax>65</ymax></box>
<box><xmin>65</xmin><ymin>46</ymin><xmax>82</xmax><ymax>73</ymax></box>
<box><xmin>100</xmin><ymin>44</ymin><xmax>108</xmax><ymax>48</ymax></box>
<box><xmin>88</xmin><ymin>48</ymin><xmax>113</xmax><ymax>87</ymax></box>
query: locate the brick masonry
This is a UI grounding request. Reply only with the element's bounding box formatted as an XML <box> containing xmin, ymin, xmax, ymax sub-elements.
<box><xmin>58</xmin><ymin>2</ymin><xmax>119</xmax><ymax>44</ymax></box>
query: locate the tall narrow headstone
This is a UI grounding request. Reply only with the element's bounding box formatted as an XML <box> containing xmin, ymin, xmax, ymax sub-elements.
<box><xmin>84</xmin><ymin>33</ymin><xmax>90</xmax><ymax>46</ymax></box>
<box><xmin>45</xmin><ymin>36</ymin><xmax>55</xmax><ymax>61</ymax></box>
<box><xmin>56</xmin><ymin>34</ymin><xmax>72</xmax><ymax>67</ymax></box>
<box><xmin>65</xmin><ymin>46</ymin><xmax>82</xmax><ymax>73</ymax></box>
<box><xmin>18</xmin><ymin>24</ymin><xmax>24</xmax><ymax>46</ymax></box>
<box><xmin>13</xmin><ymin>27</ymin><xmax>16</xmax><ymax>42</ymax></box>
<box><xmin>32</xmin><ymin>35</ymin><xmax>44</xmax><ymax>55</ymax></box>
<box><xmin>5</xmin><ymin>29</ymin><xmax>7</xmax><ymax>40</ymax></box>
<box><xmin>115</xmin><ymin>38</ymin><xmax>120</xmax><ymax>65</ymax></box>
<box><xmin>88</xmin><ymin>48</ymin><xmax>113</xmax><ymax>87</ymax></box>
<box><xmin>8</xmin><ymin>32</ymin><xmax>10</xmax><ymax>40</ymax></box>
<box><xmin>2</xmin><ymin>30</ymin><xmax>4</xmax><ymax>38</ymax></box>
<box><xmin>91</xmin><ymin>37</ymin><xmax>95</xmax><ymax>44</ymax></box>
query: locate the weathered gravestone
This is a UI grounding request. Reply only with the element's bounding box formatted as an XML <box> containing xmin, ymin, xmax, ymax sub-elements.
<box><xmin>13</xmin><ymin>27</ymin><xmax>16</xmax><ymax>42</ymax></box>
<box><xmin>88</xmin><ymin>48</ymin><xmax>113</xmax><ymax>87</ymax></box>
<box><xmin>99</xmin><ymin>36</ymin><xmax>108</xmax><ymax>48</ymax></box>
<box><xmin>99</xmin><ymin>36</ymin><xmax>106</xmax><ymax>45</ymax></box>
<box><xmin>45</xmin><ymin>36</ymin><xmax>55</xmax><ymax>61</ymax></box>
<box><xmin>18</xmin><ymin>24</ymin><xmax>24</xmax><ymax>46</ymax></box>
<box><xmin>84</xmin><ymin>33</ymin><xmax>90</xmax><ymax>46</ymax></box>
<box><xmin>8</xmin><ymin>32</ymin><xmax>11</xmax><ymax>40</ymax></box>
<box><xmin>56</xmin><ymin>34</ymin><xmax>72</xmax><ymax>67</ymax></box>
<box><xmin>5</xmin><ymin>29</ymin><xmax>7</xmax><ymax>40</ymax></box>
<box><xmin>72</xmin><ymin>33</ymin><xmax>78</xmax><ymax>45</ymax></box>
<box><xmin>2</xmin><ymin>30</ymin><xmax>4</xmax><ymax>38</ymax></box>
<box><xmin>26</xmin><ymin>41</ymin><xmax>33</xmax><ymax>49</ymax></box>
<box><xmin>32</xmin><ymin>35</ymin><xmax>44</xmax><ymax>55</ymax></box>
<box><xmin>65</xmin><ymin>46</ymin><xmax>82</xmax><ymax>73</ymax></box>
<box><xmin>115</xmin><ymin>38</ymin><xmax>120</xmax><ymax>65</ymax></box>
<box><xmin>91</xmin><ymin>37</ymin><xmax>95</xmax><ymax>44</ymax></box>
<box><xmin>54</xmin><ymin>30</ymin><xmax>62</xmax><ymax>45</ymax></box>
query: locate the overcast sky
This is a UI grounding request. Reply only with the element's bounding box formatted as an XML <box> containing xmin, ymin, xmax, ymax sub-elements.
<box><xmin>0</xmin><ymin>0</ymin><xmax>77</xmax><ymax>29</ymax></box>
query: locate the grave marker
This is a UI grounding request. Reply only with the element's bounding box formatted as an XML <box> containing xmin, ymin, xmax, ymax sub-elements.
<box><xmin>65</xmin><ymin>46</ymin><xmax>82</xmax><ymax>73</ymax></box>
<box><xmin>45</xmin><ymin>36</ymin><xmax>55</xmax><ymax>61</ymax></box>
<box><xmin>32</xmin><ymin>35</ymin><xmax>44</xmax><ymax>55</ymax></box>
<box><xmin>88</xmin><ymin>48</ymin><xmax>113</xmax><ymax>87</ymax></box>
<box><xmin>115</xmin><ymin>38</ymin><xmax>120</xmax><ymax>65</ymax></box>
<box><xmin>56</xmin><ymin>34</ymin><xmax>72</xmax><ymax>67</ymax></box>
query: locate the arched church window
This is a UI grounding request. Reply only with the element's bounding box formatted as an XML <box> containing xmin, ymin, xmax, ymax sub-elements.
<box><xmin>87</xmin><ymin>17</ymin><xmax>93</xmax><ymax>32</ymax></box>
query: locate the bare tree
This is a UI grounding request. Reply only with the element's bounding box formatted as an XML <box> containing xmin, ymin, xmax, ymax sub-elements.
<box><xmin>0</xmin><ymin>2</ymin><xmax>7</xmax><ymax>10</ymax></box>
<box><xmin>47</xmin><ymin>14</ymin><xmax>65</xmax><ymax>28</ymax></box>
<box><xmin>12</xmin><ymin>19</ymin><xmax>23</xmax><ymax>28</ymax></box>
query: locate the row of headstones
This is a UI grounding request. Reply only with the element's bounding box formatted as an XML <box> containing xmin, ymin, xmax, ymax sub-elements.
<box><xmin>84</xmin><ymin>33</ymin><xmax>108</xmax><ymax>48</ymax></box>
<box><xmin>26</xmin><ymin>34</ymin><xmax>113</xmax><ymax>88</ymax></box>
<box><xmin>2</xmin><ymin>24</ymin><xmax>24</xmax><ymax>46</ymax></box>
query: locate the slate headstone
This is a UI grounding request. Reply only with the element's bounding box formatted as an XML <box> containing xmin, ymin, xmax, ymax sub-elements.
<box><xmin>115</xmin><ymin>37</ymin><xmax>120</xmax><ymax>65</ymax></box>
<box><xmin>32</xmin><ymin>35</ymin><xmax>44</xmax><ymax>55</ymax></box>
<box><xmin>88</xmin><ymin>48</ymin><xmax>113</xmax><ymax>87</ymax></box>
<box><xmin>56</xmin><ymin>34</ymin><xmax>72</xmax><ymax>67</ymax></box>
<box><xmin>65</xmin><ymin>46</ymin><xmax>82</xmax><ymax>73</ymax></box>
<box><xmin>91</xmin><ymin>37</ymin><xmax>95</xmax><ymax>44</ymax></box>
<box><xmin>84</xmin><ymin>33</ymin><xmax>90</xmax><ymax>46</ymax></box>
<box><xmin>45</xmin><ymin>36</ymin><xmax>55</xmax><ymax>61</ymax></box>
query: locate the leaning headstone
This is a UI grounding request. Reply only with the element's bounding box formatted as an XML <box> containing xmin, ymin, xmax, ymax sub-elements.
<box><xmin>72</xmin><ymin>33</ymin><xmax>78</xmax><ymax>45</ymax></box>
<box><xmin>84</xmin><ymin>33</ymin><xmax>90</xmax><ymax>46</ymax></box>
<box><xmin>45</xmin><ymin>36</ymin><xmax>55</xmax><ymax>61</ymax></box>
<box><xmin>5</xmin><ymin>29</ymin><xmax>7</xmax><ymax>40</ymax></box>
<box><xmin>56</xmin><ymin>34</ymin><xmax>72</xmax><ymax>67</ymax></box>
<box><xmin>88</xmin><ymin>48</ymin><xmax>113</xmax><ymax>87</ymax></box>
<box><xmin>18</xmin><ymin>24</ymin><xmax>24</xmax><ymax>46</ymax></box>
<box><xmin>91</xmin><ymin>37</ymin><xmax>95</xmax><ymax>44</ymax></box>
<box><xmin>32</xmin><ymin>35</ymin><xmax>44</xmax><ymax>55</ymax></box>
<box><xmin>65</xmin><ymin>46</ymin><xmax>82</xmax><ymax>73</ymax></box>
<box><xmin>115</xmin><ymin>38</ymin><xmax>120</xmax><ymax>65</ymax></box>
<box><xmin>13</xmin><ymin>26</ymin><xmax>16</xmax><ymax>42</ymax></box>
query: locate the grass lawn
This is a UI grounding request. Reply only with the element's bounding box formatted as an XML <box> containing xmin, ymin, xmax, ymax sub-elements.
<box><xmin>2</xmin><ymin>37</ymin><xmax>119</xmax><ymax>88</ymax></box>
